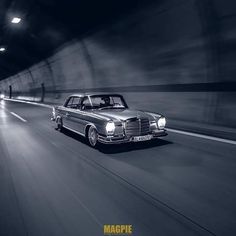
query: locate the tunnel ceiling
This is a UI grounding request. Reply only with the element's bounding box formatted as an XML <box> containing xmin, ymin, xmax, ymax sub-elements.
<box><xmin>0</xmin><ymin>0</ymin><xmax>156</xmax><ymax>81</ymax></box>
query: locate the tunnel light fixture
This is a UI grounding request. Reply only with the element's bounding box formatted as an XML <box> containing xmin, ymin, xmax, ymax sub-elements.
<box><xmin>11</xmin><ymin>17</ymin><xmax>21</xmax><ymax>24</ymax></box>
<box><xmin>0</xmin><ymin>47</ymin><xmax>6</xmax><ymax>52</ymax></box>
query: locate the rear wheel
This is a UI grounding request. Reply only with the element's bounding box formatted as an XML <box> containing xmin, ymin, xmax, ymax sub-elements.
<box><xmin>87</xmin><ymin>126</ymin><xmax>98</xmax><ymax>147</ymax></box>
<box><xmin>56</xmin><ymin>118</ymin><xmax>63</xmax><ymax>132</ymax></box>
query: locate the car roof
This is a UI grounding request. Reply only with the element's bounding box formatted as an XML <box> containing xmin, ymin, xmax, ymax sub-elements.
<box><xmin>70</xmin><ymin>92</ymin><xmax>123</xmax><ymax>97</ymax></box>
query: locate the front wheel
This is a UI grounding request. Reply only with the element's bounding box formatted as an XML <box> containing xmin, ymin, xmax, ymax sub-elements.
<box><xmin>87</xmin><ymin>126</ymin><xmax>98</xmax><ymax>147</ymax></box>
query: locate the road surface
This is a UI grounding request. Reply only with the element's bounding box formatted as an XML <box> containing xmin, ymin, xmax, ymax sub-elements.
<box><xmin>0</xmin><ymin>100</ymin><xmax>236</xmax><ymax>236</ymax></box>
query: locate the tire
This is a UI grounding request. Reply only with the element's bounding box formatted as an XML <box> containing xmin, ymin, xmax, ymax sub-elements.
<box><xmin>56</xmin><ymin>118</ymin><xmax>63</xmax><ymax>132</ymax></box>
<box><xmin>87</xmin><ymin>126</ymin><xmax>98</xmax><ymax>147</ymax></box>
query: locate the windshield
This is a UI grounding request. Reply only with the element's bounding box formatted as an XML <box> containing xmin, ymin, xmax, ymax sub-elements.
<box><xmin>82</xmin><ymin>95</ymin><xmax>128</xmax><ymax>110</ymax></box>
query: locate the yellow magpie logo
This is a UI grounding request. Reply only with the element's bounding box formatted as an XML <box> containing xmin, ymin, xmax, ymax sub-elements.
<box><xmin>104</xmin><ymin>225</ymin><xmax>133</xmax><ymax>235</ymax></box>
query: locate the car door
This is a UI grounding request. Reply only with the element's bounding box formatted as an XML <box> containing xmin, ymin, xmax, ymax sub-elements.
<box><xmin>61</xmin><ymin>96</ymin><xmax>76</xmax><ymax>128</ymax></box>
<box><xmin>65</xmin><ymin>96</ymin><xmax>86</xmax><ymax>134</ymax></box>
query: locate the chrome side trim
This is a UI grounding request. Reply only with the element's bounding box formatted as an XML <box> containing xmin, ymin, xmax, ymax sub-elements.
<box><xmin>63</xmin><ymin>125</ymin><xmax>86</xmax><ymax>137</ymax></box>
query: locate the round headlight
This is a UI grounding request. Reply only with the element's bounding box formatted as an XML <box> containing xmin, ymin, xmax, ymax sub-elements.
<box><xmin>106</xmin><ymin>121</ymin><xmax>115</xmax><ymax>135</ymax></box>
<box><xmin>157</xmin><ymin>117</ymin><xmax>166</xmax><ymax>129</ymax></box>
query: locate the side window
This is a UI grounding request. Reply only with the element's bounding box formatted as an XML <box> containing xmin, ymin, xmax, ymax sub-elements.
<box><xmin>72</xmin><ymin>97</ymin><xmax>82</xmax><ymax>109</ymax></box>
<box><xmin>65</xmin><ymin>97</ymin><xmax>74</xmax><ymax>108</ymax></box>
<box><xmin>65</xmin><ymin>97</ymin><xmax>82</xmax><ymax>109</ymax></box>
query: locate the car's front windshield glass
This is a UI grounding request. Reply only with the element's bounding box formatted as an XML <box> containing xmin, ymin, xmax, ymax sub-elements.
<box><xmin>83</xmin><ymin>95</ymin><xmax>127</xmax><ymax>110</ymax></box>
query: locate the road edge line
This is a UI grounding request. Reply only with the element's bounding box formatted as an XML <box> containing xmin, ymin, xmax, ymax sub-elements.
<box><xmin>167</xmin><ymin>128</ymin><xmax>236</xmax><ymax>145</ymax></box>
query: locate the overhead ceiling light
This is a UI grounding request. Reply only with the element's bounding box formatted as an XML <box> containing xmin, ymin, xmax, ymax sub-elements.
<box><xmin>11</xmin><ymin>17</ymin><xmax>21</xmax><ymax>24</ymax></box>
<box><xmin>0</xmin><ymin>47</ymin><xmax>6</xmax><ymax>52</ymax></box>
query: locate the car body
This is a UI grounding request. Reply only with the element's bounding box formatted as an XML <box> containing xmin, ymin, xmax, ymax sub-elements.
<box><xmin>51</xmin><ymin>93</ymin><xmax>167</xmax><ymax>147</ymax></box>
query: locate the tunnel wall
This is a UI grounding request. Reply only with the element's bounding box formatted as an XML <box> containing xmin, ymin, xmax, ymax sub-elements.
<box><xmin>1</xmin><ymin>0</ymin><xmax>236</xmax><ymax>130</ymax></box>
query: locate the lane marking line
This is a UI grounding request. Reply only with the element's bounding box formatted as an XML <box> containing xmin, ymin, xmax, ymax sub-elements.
<box><xmin>167</xmin><ymin>128</ymin><xmax>236</xmax><ymax>145</ymax></box>
<box><xmin>4</xmin><ymin>98</ymin><xmax>236</xmax><ymax>145</ymax></box>
<box><xmin>10</xmin><ymin>112</ymin><xmax>27</xmax><ymax>123</ymax></box>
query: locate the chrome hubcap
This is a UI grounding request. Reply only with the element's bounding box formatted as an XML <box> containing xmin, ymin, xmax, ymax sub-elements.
<box><xmin>89</xmin><ymin>128</ymin><xmax>97</xmax><ymax>146</ymax></box>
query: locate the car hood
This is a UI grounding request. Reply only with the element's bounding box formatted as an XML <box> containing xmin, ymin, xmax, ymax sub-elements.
<box><xmin>93</xmin><ymin>109</ymin><xmax>159</xmax><ymax>121</ymax></box>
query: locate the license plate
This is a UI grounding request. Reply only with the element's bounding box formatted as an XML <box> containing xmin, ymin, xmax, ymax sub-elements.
<box><xmin>132</xmin><ymin>135</ymin><xmax>152</xmax><ymax>142</ymax></box>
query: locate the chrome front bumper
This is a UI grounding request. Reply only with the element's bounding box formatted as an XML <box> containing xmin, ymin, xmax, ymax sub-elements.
<box><xmin>98</xmin><ymin>130</ymin><xmax>167</xmax><ymax>144</ymax></box>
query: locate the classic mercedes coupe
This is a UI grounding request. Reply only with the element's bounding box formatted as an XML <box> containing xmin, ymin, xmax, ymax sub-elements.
<box><xmin>51</xmin><ymin>93</ymin><xmax>167</xmax><ymax>147</ymax></box>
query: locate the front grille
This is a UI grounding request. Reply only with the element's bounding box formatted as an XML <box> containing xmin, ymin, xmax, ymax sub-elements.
<box><xmin>125</xmin><ymin>118</ymin><xmax>150</xmax><ymax>137</ymax></box>
<box><xmin>141</xmin><ymin>118</ymin><xmax>150</xmax><ymax>134</ymax></box>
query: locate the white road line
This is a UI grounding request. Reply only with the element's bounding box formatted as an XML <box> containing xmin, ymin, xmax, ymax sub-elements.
<box><xmin>10</xmin><ymin>112</ymin><xmax>27</xmax><ymax>123</ymax></box>
<box><xmin>167</xmin><ymin>128</ymin><xmax>236</xmax><ymax>145</ymax></box>
<box><xmin>4</xmin><ymin>98</ymin><xmax>53</xmax><ymax>108</ymax></box>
